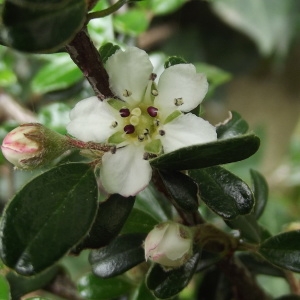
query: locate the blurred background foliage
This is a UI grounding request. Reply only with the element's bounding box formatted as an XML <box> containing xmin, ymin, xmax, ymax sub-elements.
<box><xmin>1</xmin><ymin>0</ymin><xmax>300</xmax><ymax>298</ymax></box>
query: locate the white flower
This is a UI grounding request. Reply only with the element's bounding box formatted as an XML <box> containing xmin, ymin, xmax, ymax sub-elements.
<box><xmin>144</xmin><ymin>222</ymin><xmax>194</xmax><ymax>268</ymax></box>
<box><xmin>67</xmin><ymin>47</ymin><xmax>217</xmax><ymax>197</ymax></box>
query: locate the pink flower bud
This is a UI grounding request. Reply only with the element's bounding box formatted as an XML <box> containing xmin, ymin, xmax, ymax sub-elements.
<box><xmin>144</xmin><ymin>221</ymin><xmax>194</xmax><ymax>268</ymax></box>
<box><xmin>1</xmin><ymin>123</ymin><xmax>69</xmax><ymax>169</ymax></box>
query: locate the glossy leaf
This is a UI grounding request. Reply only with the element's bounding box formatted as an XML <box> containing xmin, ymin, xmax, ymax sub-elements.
<box><xmin>259</xmin><ymin>231</ymin><xmax>300</xmax><ymax>272</ymax></box>
<box><xmin>158</xmin><ymin>169</ymin><xmax>199</xmax><ymax>212</ymax></box>
<box><xmin>73</xmin><ymin>194</ymin><xmax>135</xmax><ymax>254</ymax></box>
<box><xmin>77</xmin><ymin>273</ymin><xmax>131</xmax><ymax>300</ymax></box>
<box><xmin>99</xmin><ymin>42</ymin><xmax>120</xmax><ymax>64</ymax></box>
<box><xmin>150</xmin><ymin>134</ymin><xmax>260</xmax><ymax>170</ymax></box>
<box><xmin>146</xmin><ymin>253</ymin><xmax>200</xmax><ymax>299</ymax></box>
<box><xmin>1</xmin><ymin>0</ymin><xmax>86</xmax><ymax>52</ymax></box>
<box><xmin>32</xmin><ymin>54</ymin><xmax>83</xmax><ymax>94</ymax></box>
<box><xmin>164</xmin><ymin>56</ymin><xmax>187</xmax><ymax>68</ymax></box>
<box><xmin>6</xmin><ymin>265</ymin><xmax>62</xmax><ymax>300</ymax></box>
<box><xmin>216</xmin><ymin>111</ymin><xmax>249</xmax><ymax>139</ymax></box>
<box><xmin>0</xmin><ymin>275</ymin><xmax>10</xmax><ymax>300</ymax></box>
<box><xmin>189</xmin><ymin>166</ymin><xmax>254</xmax><ymax>219</ymax></box>
<box><xmin>250</xmin><ymin>169</ymin><xmax>268</xmax><ymax>219</ymax></box>
<box><xmin>90</xmin><ymin>233</ymin><xmax>146</xmax><ymax>278</ymax></box>
<box><xmin>0</xmin><ymin>163</ymin><xmax>98</xmax><ymax>275</ymax></box>
<box><xmin>121</xmin><ymin>208</ymin><xmax>158</xmax><ymax>234</ymax></box>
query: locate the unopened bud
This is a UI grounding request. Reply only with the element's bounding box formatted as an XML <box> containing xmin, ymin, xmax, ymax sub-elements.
<box><xmin>1</xmin><ymin>123</ymin><xmax>70</xmax><ymax>169</ymax></box>
<box><xmin>144</xmin><ymin>221</ymin><xmax>194</xmax><ymax>268</ymax></box>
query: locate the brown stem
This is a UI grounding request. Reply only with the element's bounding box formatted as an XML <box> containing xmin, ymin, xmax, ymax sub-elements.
<box><xmin>218</xmin><ymin>256</ymin><xmax>271</xmax><ymax>300</ymax></box>
<box><xmin>285</xmin><ymin>271</ymin><xmax>300</xmax><ymax>295</ymax></box>
<box><xmin>65</xmin><ymin>28</ymin><xmax>114</xmax><ymax>100</ymax></box>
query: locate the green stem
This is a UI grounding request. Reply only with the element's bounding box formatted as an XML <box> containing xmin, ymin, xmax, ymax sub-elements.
<box><xmin>87</xmin><ymin>0</ymin><xmax>128</xmax><ymax>22</ymax></box>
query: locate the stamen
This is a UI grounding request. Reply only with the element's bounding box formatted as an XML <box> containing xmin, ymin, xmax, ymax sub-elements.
<box><xmin>150</xmin><ymin>73</ymin><xmax>157</xmax><ymax>81</ymax></box>
<box><xmin>131</xmin><ymin>107</ymin><xmax>142</xmax><ymax>116</ymax></box>
<box><xmin>143</xmin><ymin>128</ymin><xmax>149</xmax><ymax>135</ymax></box>
<box><xmin>130</xmin><ymin>116</ymin><xmax>139</xmax><ymax>126</ymax></box>
<box><xmin>147</xmin><ymin>106</ymin><xmax>158</xmax><ymax>117</ymax></box>
<box><xmin>110</xmin><ymin>121</ymin><xmax>118</xmax><ymax>128</ymax></box>
<box><xmin>120</xmin><ymin>108</ymin><xmax>130</xmax><ymax>117</ymax></box>
<box><xmin>159</xmin><ymin>130</ymin><xmax>165</xmax><ymax>136</ymax></box>
<box><xmin>123</xmin><ymin>89</ymin><xmax>132</xmax><ymax>97</ymax></box>
<box><xmin>138</xmin><ymin>135</ymin><xmax>145</xmax><ymax>142</ymax></box>
<box><xmin>174</xmin><ymin>97</ymin><xmax>184</xmax><ymax>106</ymax></box>
<box><xmin>151</xmin><ymin>89</ymin><xmax>158</xmax><ymax>96</ymax></box>
<box><xmin>154</xmin><ymin>119</ymin><xmax>160</xmax><ymax>126</ymax></box>
<box><xmin>124</xmin><ymin>124</ymin><xmax>135</xmax><ymax>134</ymax></box>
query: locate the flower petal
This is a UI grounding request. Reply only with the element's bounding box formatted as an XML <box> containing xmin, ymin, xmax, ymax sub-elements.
<box><xmin>155</xmin><ymin>64</ymin><xmax>208</xmax><ymax>114</ymax></box>
<box><xmin>160</xmin><ymin>113</ymin><xmax>217</xmax><ymax>153</ymax></box>
<box><xmin>67</xmin><ymin>96</ymin><xmax>117</xmax><ymax>143</ymax></box>
<box><xmin>100</xmin><ymin>144</ymin><xmax>152</xmax><ymax>197</ymax></box>
<box><xmin>106</xmin><ymin>47</ymin><xmax>153</xmax><ymax>105</ymax></box>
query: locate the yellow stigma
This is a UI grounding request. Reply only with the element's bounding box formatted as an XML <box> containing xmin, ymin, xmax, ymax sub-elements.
<box><xmin>130</xmin><ymin>116</ymin><xmax>140</xmax><ymax>126</ymax></box>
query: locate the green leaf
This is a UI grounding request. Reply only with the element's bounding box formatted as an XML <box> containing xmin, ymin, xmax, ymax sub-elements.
<box><xmin>164</xmin><ymin>56</ymin><xmax>187</xmax><ymax>68</ymax></box>
<box><xmin>32</xmin><ymin>54</ymin><xmax>83</xmax><ymax>94</ymax></box>
<box><xmin>99</xmin><ymin>42</ymin><xmax>120</xmax><ymax>64</ymax></box>
<box><xmin>250</xmin><ymin>169</ymin><xmax>268</xmax><ymax>219</ymax></box>
<box><xmin>114</xmin><ymin>9</ymin><xmax>149</xmax><ymax>36</ymax></box>
<box><xmin>72</xmin><ymin>194</ymin><xmax>135</xmax><ymax>254</ymax></box>
<box><xmin>77</xmin><ymin>273</ymin><xmax>131</xmax><ymax>300</ymax></box>
<box><xmin>259</xmin><ymin>231</ymin><xmax>300</xmax><ymax>272</ymax></box>
<box><xmin>0</xmin><ymin>163</ymin><xmax>98</xmax><ymax>275</ymax></box>
<box><xmin>90</xmin><ymin>233</ymin><xmax>146</xmax><ymax>278</ymax></box>
<box><xmin>146</xmin><ymin>253</ymin><xmax>200</xmax><ymax>299</ymax></box>
<box><xmin>1</xmin><ymin>0</ymin><xmax>87</xmax><ymax>53</ymax></box>
<box><xmin>158</xmin><ymin>169</ymin><xmax>199</xmax><ymax>212</ymax></box>
<box><xmin>0</xmin><ymin>275</ymin><xmax>10</xmax><ymax>300</ymax></box>
<box><xmin>121</xmin><ymin>208</ymin><xmax>158</xmax><ymax>234</ymax></box>
<box><xmin>189</xmin><ymin>166</ymin><xmax>254</xmax><ymax>220</ymax></box>
<box><xmin>216</xmin><ymin>111</ymin><xmax>249</xmax><ymax>139</ymax></box>
<box><xmin>150</xmin><ymin>134</ymin><xmax>260</xmax><ymax>170</ymax></box>
<box><xmin>131</xmin><ymin>281</ymin><xmax>157</xmax><ymax>300</ymax></box>
<box><xmin>6</xmin><ymin>265</ymin><xmax>62</xmax><ymax>300</ymax></box>
<box><xmin>145</xmin><ymin>0</ymin><xmax>186</xmax><ymax>15</ymax></box>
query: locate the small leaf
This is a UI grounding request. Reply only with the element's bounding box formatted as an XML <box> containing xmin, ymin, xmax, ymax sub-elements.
<box><xmin>259</xmin><ymin>231</ymin><xmax>300</xmax><ymax>272</ymax></box>
<box><xmin>189</xmin><ymin>166</ymin><xmax>254</xmax><ymax>219</ymax></box>
<box><xmin>216</xmin><ymin>111</ymin><xmax>249</xmax><ymax>139</ymax></box>
<box><xmin>250</xmin><ymin>169</ymin><xmax>268</xmax><ymax>219</ymax></box>
<box><xmin>146</xmin><ymin>253</ymin><xmax>200</xmax><ymax>299</ymax></box>
<box><xmin>73</xmin><ymin>194</ymin><xmax>135</xmax><ymax>254</ymax></box>
<box><xmin>1</xmin><ymin>0</ymin><xmax>87</xmax><ymax>53</ymax></box>
<box><xmin>150</xmin><ymin>134</ymin><xmax>260</xmax><ymax>170</ymax></box>
<box><xmin>90</xmin><ymin>233</ymin><xmax>146</xmax><ymax>278</ymax></box>
<box><xmin>99</xmin><ymin>42</ymin><xmax>120</xmax><ymax>64</ymax></box>
<box><xmin>158</xmin><ymin>170</ymin><xmax>198</xmax><ymax>212</ymax></box>
<box><xmin>0</xmin><ymin>275</ymin><xmax>10</xmax><ymax>300</ymax></box>
<box><xmin>164</xmin><ymin>56</ymin><xmax>187</xmax><ymax>68</ymax></box>
<box><xmin>121</xmin><ymin>208</ymin><xmax>158</xmax><ymax>234</ymax></box>
<box><xmin>77</xmin><ymin>273</ymin><xmax>131</xmax><ymax>300</ymax></box>
<box><xmin>0</xmin><ymin>163</ymin><xmax>98</xmax><ymax>275</ymax></box>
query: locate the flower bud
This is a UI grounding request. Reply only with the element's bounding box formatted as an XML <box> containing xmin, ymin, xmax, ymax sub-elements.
<box><xmin>144</xmin><ymin>221</ymin><xmax>194</xmax><ymax>268</ymax></box>
<box><xmin>1</xmin><ymin>123</ymin><xmax>70</xmax><ymax>169</ymax></box>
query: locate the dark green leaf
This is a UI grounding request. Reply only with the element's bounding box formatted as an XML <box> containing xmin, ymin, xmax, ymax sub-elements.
<box><xmin>73</xmin><ymin>194</ymin><xmax>135</xmax><ymax>254</ymax></box>
<box><xmin>1</xmin><ymin>0</ymin><xmax>86</xmax><ymax>52</ymax></box>
<box><xmin>150</xmin><ymin>134</ymin><xmax>260</xmax><ymax>170</ymax></box>
<box><xmin>189</xmin><ymin>166</ymin><xmax>254</xmax><ymax>219</ymax></box>
<box><xmin>146</xmin><ymin>253</ymin><xmax>200</xmax><ymax>299</ymax></box>
<box><xmin>77</xmin><ymin>273</ymin><xmax>131</xmax><ymax>300</ymax></box>
<box><xmin>132</xmin><ymin>281</ymin><xmax>157</xmax><ymax>300</ymax></box>
<box><xmin>216</xmin><ymin>111</ymin><xmax>249</xmax><ymax>139</ymax></box>
<box><xmin>0</xmin><ymin>163</ymin><xmax>98</xmax><ymax>275</ymax></box>
<box><xmin>121</xmin><ymin>208</ymin><xmax>158</xmax><ymax>234</ymax></box>
<box><xmin>259</xmin><ymin>231</ymin><xmax>300</xmax><ymax>272</ymax></box>
<box><xmin>0</xmin><ymin>275</ymin><xmax>10</xmax><ymax>300</ymax></box>
<box><xmin>99</xmin><ymin>43</ymin><xmax>120</xmax><ymax>64</ymax></box>
<box><xmin>196</xmin><ymin>250</ymin><xmax>223</xmax><ymax>272</ymax></box>
<box><xmin>90</xmin><ymin>233</ymin><xmax>146</xmax><ymax>278</ymax></box>
<box><xmin>6</xmin><ymin>265</ymin><xmax>62</xmax><ymax>300</ymax></box>
<box><xmin>158</xmin><ymin>170</ymin><xmax>198</xmax><ymax>212</ymax></box>
<box><xmin>164</xmin><ymin>56</ymin><xmax>187</xmax><ymax>68</ymax></box>
<box><xmin>250</xmin><ymin>169</ymin><xmax>268</xmax><ymax>219</ymax></box>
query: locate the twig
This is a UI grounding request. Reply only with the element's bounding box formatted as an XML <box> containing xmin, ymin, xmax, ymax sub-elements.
<box><xmin>285</xmin><ymin>271</ymin><xmax>300</xmax><ymax>295</ymax></box>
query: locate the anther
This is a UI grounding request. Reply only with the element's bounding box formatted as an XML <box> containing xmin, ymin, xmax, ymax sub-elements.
<box><xmin>143</xmin><ymin>128</ymin><xmax>149</xmax><ymax>135</ymax></box>
<box><xmin>174</xmin><ymin>97</ymin><xmax>184</xmax><ymax>106</ymax></box>
<box><xmin>138</xmin><ymin>135</ymin><xmax>145</xmax><ymax>142</ymax></box>
<box><xmin>147</xmin><ymin>106</ymin><xmax>158</xmax><ymax>117</ymax></box>
<box><xmin>110</xmin><ymin>121</ymin><xmax>118</xmax><ymax>128</ymax></box>
<box><xmin>124</xmin><ymin>124</ymin><xmax>135</xmax><ymax>134</ymax></box>
<box><xmin>159</xmin><ymin>130</ymin><xmax>165</xmax><ymax>136</ymax></box>
<box><xmin>154</xmin><ymin>119</ymin><xmax>160</xmax><ymax>126</ymax></box>
<box><xmin>150</xmin><ymin>73</ymin><xmax>157</xmax><ymax>81</ymax></box>
<box><xmin>120</xmin><ymin>108</ymin><xmax>130</xmax><ymax>117</ymax></box>
<box><xmin>151</xmin><ymin>89</ymin><xmax>158</xmax><ymax>96</ymax></box>
<box><xmin>110</xmin><ymin>146</ymin><xmax>117</xmax><ymax>154</ymax></box>
<box><xmin>123</xmin><ymin>89</ymin><xmax>132</xmax><ymax>97</ymax></box>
